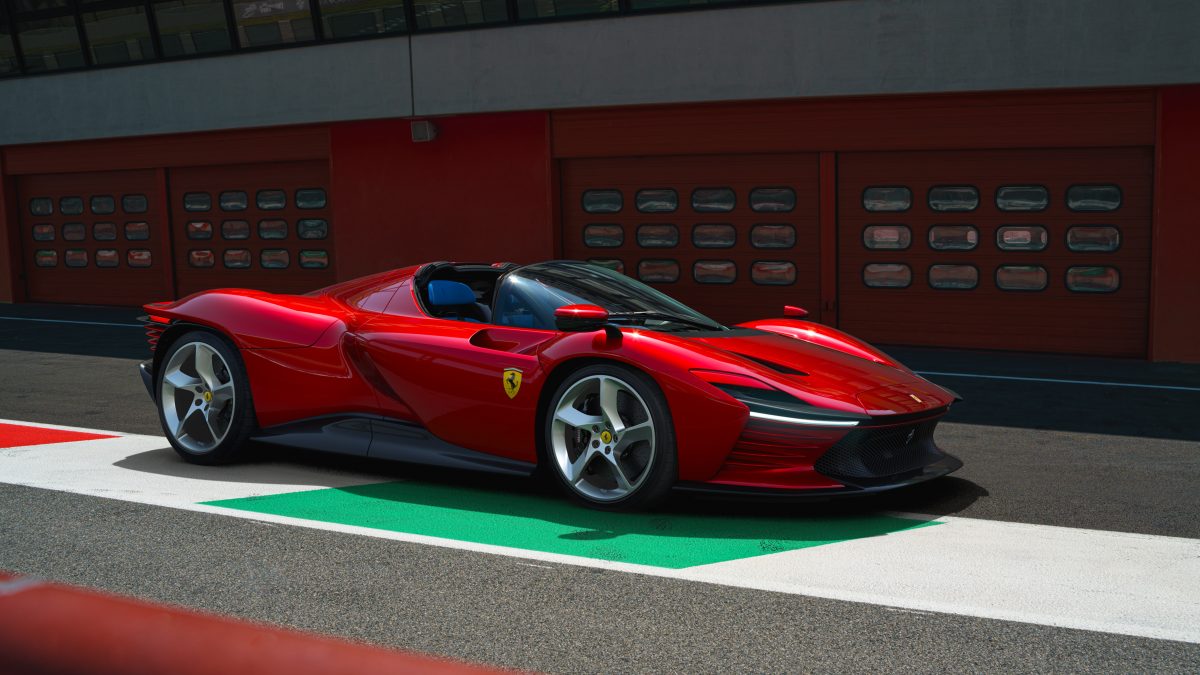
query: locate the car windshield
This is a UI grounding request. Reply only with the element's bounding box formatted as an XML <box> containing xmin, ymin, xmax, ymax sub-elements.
<box><xmin>493</xmin><ymin>261</ymin><xmax>726</xmax><ymax>332</ymax></box>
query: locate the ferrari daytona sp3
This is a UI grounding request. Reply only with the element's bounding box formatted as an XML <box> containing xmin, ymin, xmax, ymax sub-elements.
<box><xmin>140</xmin><ymin>260</ymin><xmax>962</xmax><ymax>509</ymax></box>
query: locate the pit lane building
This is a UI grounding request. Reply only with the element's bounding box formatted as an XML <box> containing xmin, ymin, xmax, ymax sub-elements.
<box><xmin>1</xmin><ymin>0</ymin><xmax>1197</xmax><ymax>361</ymax></box>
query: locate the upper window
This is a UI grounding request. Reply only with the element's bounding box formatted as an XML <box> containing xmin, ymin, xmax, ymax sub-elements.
<box><xmin>636</xmin><ymin>189</ymin><xmax>678</xmax><ymax>213</ymax></box>
<box><xmin>928</xmin><ymin>225</ymin><xmax>978</xmax><ymax>251</ymax></box>
<box><xmin>1066</xmin><ymin>225</ymin><xmax>1121</xmax><ymax>252</ymax></box>
<box><xmin>295</xmin><ymin>188</ymin><xmax>327</xmax><ymax>209</ymax></box>
<box><xmin>0</xmin><ymin>13</ymin><xmax>18</xmax><ymax>76</ymax></box>
<box><xmin>996</xmin><ymin>185</ymin><xmax>1049</xmax><ymax>212</ymax></box>
<box><xmin>582</xmin><ymin>190</ymin><xmax>622</xmax><ymax>214</ymax></box>
<box><xmin>183</xmin><ymin>192</ymin><xmax>211</xmax><ymax>212</ymax></box>
<box><xmin>29</xmin><ymin>198</ymin><xmax>53</xmax><ymax>216</ymax></box>
<box><xmin>995</xmin><ymin>225</ymin><xmax>1048</xmax><ymax>252</ymax></box>
<box><xmin>691</xmin><ymin>187</ymin><xmax>735</xmax><ymax>213</ymax></box>
<box><xmin>256</xmin><ymin>190</ymin><xmax>286</xmax><ymax>210</ymax></box>
<box><xmin>60</xmin><ymin>196</ymin><xmax>84</xmax><ymax>216</ymax></box>
<box><xmin>750</xmin><ymin>224</ymin><xmax>795</xmax><ymax>249</ymax></box>
<box><xmin>16</xmin><ymin>11</ymin><xmax>85</xmax><ymax>73</ymax></box>
<box><xmin>583</xmin><ymin>224</ymin><xmax>623</xmax><ymax>248</ymax></box>
<box><xmin>122</xmin><ymin>194</ymin><xmax>148</xmax><ymax>213</ymax></box>
<box><xmin>413</xmin><ymin>0</ymin><xmax>508</xmax><ymax>30</ymax></box>
<box><xmin>516</xmin><ymin>0</ymin><xmax>616</xmax><ymax>20</ymax></box>
<box><xmin>636</xmin><ymin>224</ymin><xmax>678</xmax><ymax>248</ymax></box>
<box><xmin>152</xmin><ymin>0</ymin><xmax>233</xmax><ymax>56</ymax></box>
<box><xmin>863</xmin><ymin>225</ymin><xmax>911</xmax><ymax>250</ymax></box>
<box><xmin>90</xmin><ymin>195</ymin><xmax>116</xmax><ymax>215</ymax></box>
<box><xmin>220</xmin><ymin>191</ymin><xmax>248</xmax><ymax>211</ymax></box>
<box><xmin>862</xmin><ymin>186</ymin><xmax>911</xmax><ymax>212</ymax></box>
<box><xmin>692</xmin><ymin>223</ymin><xmax>736</xmax><ymax>248</ymax></box>
<box><xmin>749</xmin><ymin>187</ymin><xmax>795</xmax><ymax>213</ymax></box>
<box><xmin>928</xmin><ymin>186</ymin><xmax>979</xmax><ymax>212</ymax></box>
<box><xmin>81</xmin><ymin>0</ymin><xmax>155</xmax><ymax>65</ymax></box>
<box><xmin>319</xmin><ymin>0</ymin><xmax>407</xmax><ymax>39</ymax></box>
<box><xmin>1067</xmin><ymin>185</ymin><xmax>1122</xmax><ymax>212</ymax></box>
<box><xmin>231</xmin><ymin>0</ymin><xmax>315</xmax><ymax>48</ymax></box>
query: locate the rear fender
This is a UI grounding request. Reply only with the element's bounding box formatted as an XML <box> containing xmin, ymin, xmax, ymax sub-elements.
<box><xmin>143</xmin><ymin>290</ymin><xmax>340</xmax><ymax>350</ymax></box>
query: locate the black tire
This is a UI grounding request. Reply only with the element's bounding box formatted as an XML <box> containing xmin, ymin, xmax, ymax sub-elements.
<box><xmin>156</xmin><ymin>330</ymin><xmax>257</xmax><ymax>465</ymax></box>
<box><xmin>542</xmin><ymin>363</ymin><xmax>677</xmax><ymax>511</ymax></box>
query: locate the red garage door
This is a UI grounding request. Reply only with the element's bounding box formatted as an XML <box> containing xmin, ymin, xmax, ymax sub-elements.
<box><xmin>838</xmin><ymin>148</ymin><xmax>1153</xmax><ymax>357</ymax></box>
<box><xmin>562</xmin><ymin>154</ymin><xmax>821</xmax><ymax>325</ymax></box>
<box><xmin>169</xmin><ymin>161</ymin><xmax>335</xmax><ymax>297</ymax></box>
<box><xmin>18</xmin><ymin>170</ymin><xmax>173</xmax><ymax>305</ymax></box>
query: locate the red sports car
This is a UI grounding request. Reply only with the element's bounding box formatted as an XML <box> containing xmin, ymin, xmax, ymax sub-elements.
<box><xmin>140</xmin><ymin>260</ymin><xmax>961</xmax><ymax>509</ymax></box>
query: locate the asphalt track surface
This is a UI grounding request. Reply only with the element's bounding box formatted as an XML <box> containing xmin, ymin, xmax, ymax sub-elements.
<box><xmin>1</xmin><ymin>303</ymin><xmax>1199</xmax><ymax>673</ymax></box>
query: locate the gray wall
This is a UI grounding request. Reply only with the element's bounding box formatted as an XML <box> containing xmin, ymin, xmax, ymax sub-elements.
<box><xmin>2</xmin><ymin>0</ymin><xmax>1199</xmax><ymax>145</ymax></box>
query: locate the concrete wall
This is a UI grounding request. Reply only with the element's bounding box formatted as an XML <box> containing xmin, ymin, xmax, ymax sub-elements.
<box><xmin>1</xmin><ymin>0</ymin><xmax>1199</xmax><ymax>144</ymax></box>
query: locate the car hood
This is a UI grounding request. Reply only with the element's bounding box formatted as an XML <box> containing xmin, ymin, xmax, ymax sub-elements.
<box><xmin>688</xmin><ymin>330</ymin><xmax>955</xmax><ymax>416</ymax></box>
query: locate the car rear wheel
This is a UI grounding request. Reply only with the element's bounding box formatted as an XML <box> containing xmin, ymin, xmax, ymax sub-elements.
<box><xmin>157</xmin><ymin>331</ymin><xmax>256</xmax><ymax>465</ymax></box>
<box><xmin>545</xmin><ymin>364</ymin><xmax>676</xmax><ymax>510</ymax></box>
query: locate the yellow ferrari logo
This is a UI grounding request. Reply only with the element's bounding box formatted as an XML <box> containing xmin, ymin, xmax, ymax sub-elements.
<box><xmin>203</xmin><ymin>391</ymin><xmax>213</xmax><ymax>402</ymax></box>
<box><xmin>909</xmin><ymin>394</ymin><xmax>923</xmax><ymax>403</ymax></box>
<box><xmin>600</xmin><ymin>430</ymin><xmax>612</xmax><ymax>444</ymax></box>
<box><xmin>502</xmin><ymin>369</ymin><xmax>523</xmax><ymax>399</ymax></box>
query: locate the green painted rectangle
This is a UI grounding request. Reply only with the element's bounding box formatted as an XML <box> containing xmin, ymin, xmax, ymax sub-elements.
<box><xmin>205</xmin><ymin>481</ymin><xmax>937</xmax><ymax>569</ymax></box>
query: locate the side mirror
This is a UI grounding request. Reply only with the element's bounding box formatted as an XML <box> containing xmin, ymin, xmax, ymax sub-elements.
<box><xmin>554</xmin><ymin>304</ymin><xmax>610</xmax><ymax>332</ymax></box>
<box><xmin>783</xmin><ymin>305</ymin><xmax>809</xmax><ymax>319</ymax></box>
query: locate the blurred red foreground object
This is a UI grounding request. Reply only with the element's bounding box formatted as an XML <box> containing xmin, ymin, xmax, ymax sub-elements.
<box><xmin>0</xmin><ymin>572</ymin><xmax>508</xmax><ymax>675</ymax></box>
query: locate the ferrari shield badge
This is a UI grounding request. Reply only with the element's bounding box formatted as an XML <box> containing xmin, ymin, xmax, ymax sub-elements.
<box><xmin>502</xmin><ymin>368</ymin><xmax>523</xmax><ymax>399</ymax></box>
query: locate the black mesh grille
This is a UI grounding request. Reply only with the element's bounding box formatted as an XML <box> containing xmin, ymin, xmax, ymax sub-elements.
<box><xmin>814</xmin><ymin>419</ymin><xmax>941</xmax><ymax>481</ymax></box>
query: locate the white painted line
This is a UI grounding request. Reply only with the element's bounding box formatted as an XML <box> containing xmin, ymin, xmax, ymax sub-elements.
<box><xmin>0</xmin><ymin>316</ymin><xmax>142</xmax><ymax>328</ymax></box>
<box><xmin>1</xmin><ymin>419</ymin><xmax>1198</xmax><ymax>644</ymax></box>
<box><xmin>915</xmin><ymin>370</ymin><xmax>1200</xmax><ymax>393</ymax></box>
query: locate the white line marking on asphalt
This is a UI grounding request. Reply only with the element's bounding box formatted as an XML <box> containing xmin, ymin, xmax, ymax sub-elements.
<box><xmin>915</xmin><ymin>370</ymin><xmax>1200</xmax><ymax>392</ymax></box>
<box><xmin>2</xmin><ymin>419</ymin><xmax>1199</xmax><ymax>645</ymax></box>
<box><xmin>0</xmin><ymin>316</ymin><xmax>142</xmax><ymax>328</ymax></box>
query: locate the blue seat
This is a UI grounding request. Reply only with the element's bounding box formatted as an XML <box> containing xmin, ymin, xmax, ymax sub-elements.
<box><xmin>427</xmin><ymin>280</ymin><xmax>491</xmax><ymax>323</ymax></box>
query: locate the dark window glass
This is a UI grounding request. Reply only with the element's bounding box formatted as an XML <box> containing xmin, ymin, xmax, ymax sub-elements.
<box><xmin>124</xmin><ymin>221</ymin><xmax>150</xmax><ymax>240</ymax></box>
<box><xmin>929</xmin><ymin>264</ymin><xmax>979</xmax><ymax>290</ymax></box>
<box><xmin>221</xmin><ymin>220</ymin><xmax>249</xmax><ymax>240</ymax></box>
<box><xmin>122</xmin><ymin>194</ymin><xmax>148</xmax><ymax>213</ymax></box>
<box><xmin>749</xmin><ymin>187</ymin><xmax>795</xmax><ymax>213</ymax></box>
<box><xmin>1066</xmin><ymin>226</ymin><xmax>1121</xmax><ymax>252</ymax></box>
<box><xmin>60</xmin><ymin>196</ymin><xmax>84</xmax><ymax>215</ymax></box>
<box><xmin>0</xmin><ymin>15</ymin><xmax>19</xmax><ymax>76</ymax></box>
<box><xmin>1066</xmin><ymin>266</ymin><xmax>1120</xmax><ymax>293</ymax></box>
<box><xmin>320</xmin><ymin>0</ymin><xmax>406</xmax><ymax>38</ymax></box>
<box><xmin>81</xmin><ymin>1</ymin><xmax>155</xmax><ymax>65</ymax></box>
<box><xmin>996</xmin><ymin>225</ymin><xmax>1048</xmax><ymax>252</ymax></box>
<box><xmin>62</xmin><ymin>223</ymin><xmax>85</xmax><ymax>241</ymax></box>
<box><xmin>186</xmin><ymin>220</ymin><xmax>213</xmax><ymax>240</ymax></box>
<box><xmin>90</xmin><ymin>195</ymin><xmax>115</xmax><ymax>214</ymax></box>
<box><xmin>297</xmin><ymin>218</ymin><xmax>328</xmax><ymax>239</ymax></box>
<box><xmin>636</xmin><ymin>189</ymin><xmax>677</xmax><ymax>213</ymax></box>
<box><xmin>183</xmin><ymin>192</ymin><xmax>211</xmax><ymax>211</ymax></box>
<box><xmin>582</xmin><ymin>189</ymin><xmax>622</xmax><ymax>214</ymax></box>
<box><xmin>863</xmin><ymin>225</ymin><xmax>911</xmax><ymax>250</ymax></box>
<box><xmin>691</xmin><ymin>187</ymin><xmax>735</xmax><ymax>213</ymax></box>
<box><xmin>256</xmin><ymin>189</ymin><xmax>286</xmax><ymax>210</ymax></box>
<box><xmin>693</xmin><ymin>260</ymin><xmax>736</xmax><ymax>284</ymax></box>
<box><xmin>260</xmin><ymin>249</ymin><xmax>290</xmax><ymax>269</ymax></box>
<box><xmin>152</xmin><ymin>0</ymin><xmax>232</xmax><ymax>56</ymax></box>
<box><xmin>629</xmin><ymin>0</ymin><xmax>735</xmax><ymax>9</ymax></box>
<box><xmin>223</xmin><ymin>249</ymin><xmax>251</xmax><ymax>268</ymax></box>
<box><xmin>587</xmin><ymin>259</ymin><xmax>623</xmax><ymax>274</ymax></box>
<box><xmin>189</xmin><ymin>249</ymin><xmax>215</xmax><ymax>268</ymax></box>
<box><xmin>637</xmin><ymin>259</ymin><xmax>679</xmax><ymax>283</ymax></box>
<box><xmin>863</xmin><ymin>186</ymin><xmax>911</xmax><ymax>212</ymax></box>
<box><xmin>220</xmin><ymin>191</ymin><xmax>247</xmax><ymax>211</ymax></box>
<box><xmin>692</xmin><ymin>223</ymin><xmax>736</xmax><ymax>248</ymax></box>
<box><xmin>258</xmin><ymin>219</ymin><xmax>288</xmax><ymax>239</ymax></box>
<box><xmin>65</xmin><ymin>249</ymin><xmax>88</xmax><ymax>267</ymax></box>
<box><xmin>516</xmin><ymin>0</ymin><xmax>616</xmax><ymax>20</ymax></box>
<box><xmin>32</xmin><ymin>223</ymin><xmax>55</xmax><ymax>241</ymax></box>
<box><xmin>1067</xmin><ymin>185</ymin><xmax>1122</xmax><ymax>212</ymax></box>
<box><xmin>413</xmin><ymin>0</ymin><xmax>508</xmax><ymax>29</ymax></box>
<box><xmin>928</xmin><ymin>186</ymin><xmax>979</xmax><ymax>212</ymax></box>
<box><xmin>750</xmin><ymin>224</ymin><xmax>795</xmax><ymax>249</ymax></box>
<box><xmin>127</xmin><ymin>249</ymin><xmax>153</xmax><ymax>268</ymax></box>
<box><xmin>35</xmin><ymin>250</ymin><xmax>58</xmax><ymax>267</ymax></box>
<box><xmin>751</xmin><ymin>261</ymin><xmax>796</xmax><ymax>286</ymax></box>
<box><xmin>583</xmin><ymin>224</ymin><xmax>622</xmax><ymax>248</ymax></box>
<box><xmin>996</xmin><ymin>265</ymin><xmax>1048</xmax><ymax>291</ymax></box>
<box><xmin>928</xmin><ymin>225</ymin><xmax>978</xmax><ymax>251</ymax></box>
<box><xmin>93</xmin><ymin>222</ymin><xmax>117</xmax><ymax>240</ymax></box>
<box><xmin>95</xmin><ymin>248</ymin><xmax>120</xmax><ymax>268</ymax></box>
<box><xmin>863</xmin><ymin>263</ymin><xmax>911</xmax><ymax>288</ymax></box>
<box><xmin>16</xmin><ymin>15</ymin><xmax>85</xmax><ymax>72</ymax></box>
<box><xmin>231</xmin><ymin>0</ymin><xmax>314</xmax><ymax>47</ymax></box>
<box><xmin>636</xmin><ymin>224</ymin><xmax>678</xmax><ymax>248</ymax></box>
<box><xmin>30</xmin><ymin>198</ymin><xmax>53</xmax><ymax>216</ymax></box>
<box><xmin>295</xmin><ymin>188</ymin><xmax>326</xmax><ymax>209</ymax></box>
<box><xmin>996</xmin><ymin>185</ymin><xmax>1049</xmax><ymax>212</ymax></box>
<box><xmin>299</xmin><ymin>249</ymin><xmax>329</xmax><ymax>269</ymax></box>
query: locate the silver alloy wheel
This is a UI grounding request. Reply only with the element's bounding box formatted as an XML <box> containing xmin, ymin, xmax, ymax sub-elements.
<box><xmin>550</xmin><ymin>374</ymin><xmax>656</xmax><ymax>502</ymax></box>
<box><xmin>160</xmin><ymin>341</ymin><xmax>236</xmax><ymax>454</ymax></box>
